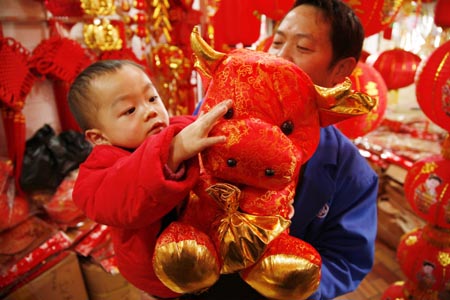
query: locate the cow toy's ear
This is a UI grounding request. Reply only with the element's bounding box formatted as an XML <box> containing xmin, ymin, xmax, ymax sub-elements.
<box><xmin>315</xmin><ymin>77</ymin><xmax>377</xmax><ymax>127</ymax></box>
<box><xmin>190</xmin><ymin>25</ymin><xmax>226</xmax><ymax>80</ymax></box>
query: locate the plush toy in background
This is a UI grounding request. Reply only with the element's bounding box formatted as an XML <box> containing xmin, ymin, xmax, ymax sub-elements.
<box><xmin>153</xmin><ymin>26</ymin><xmax>376</xmax><ymax>300</ymax></box>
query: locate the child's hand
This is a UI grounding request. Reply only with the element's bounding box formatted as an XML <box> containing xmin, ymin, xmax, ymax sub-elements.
<box><xmin>168</xmin><ymin>99</ymin><xmax>233</xmax><ymax>172</ymax></box>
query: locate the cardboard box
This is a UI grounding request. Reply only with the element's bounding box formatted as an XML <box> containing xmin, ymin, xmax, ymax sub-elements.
<box><xmin>80</xmin><ymin>260</ymin><xmax>145</xmax><ymax>300</ymax></box>
<box><xmin>4</xmin><ymin>251</ymin><xmax>88</xmax><ymax>300</ymax></box>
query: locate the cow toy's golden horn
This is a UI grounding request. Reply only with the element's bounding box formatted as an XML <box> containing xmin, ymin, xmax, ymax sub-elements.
<box><xmin>315</xmin><ymin>78</ymin><xmax>377</xmax><ymax>127</ymax></box>
<box><xmin>190</xmin><ymin>25</ymin><xmax>225</xmax><ymax>78</ymax></box>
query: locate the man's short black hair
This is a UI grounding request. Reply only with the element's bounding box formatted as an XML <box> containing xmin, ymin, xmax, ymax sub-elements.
<box><xmin>293</xmin><ymin>0</ymin><xmax>365</xmax><ymax>66</ymax></box>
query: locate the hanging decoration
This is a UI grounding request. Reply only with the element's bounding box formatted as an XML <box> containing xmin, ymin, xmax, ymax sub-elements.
<box><xmin>382</xmin><ymin>133</ymin><xmax>450</xmax><ymax>300</ymax></box>
<box><xmin>44</xmin><ymin>0</ymin><xmax>84</xmax><ymax>17</ymax></box>
<box><xmin>373</xmin><ymin>48</ymin><xmax>422</xmax><ymax>90</ymax></box>
<box><xmin>151</xmin><ymin>44</ymin><xmax>196</xmax><ymax>115</ymax></box>
<box><xmin>254</xmin><ymin>0</ymin><xmax>295</xmax><ymax>21</ymax></box>
<box><xmin>403</xmin><ymin>137</ymin><xmax>450</xmax><ymax>228</ymax></box>
<box><xmin>149</xmin><ymin>0</ymin><xmax>172</xmax><ymax>43</ymax></box>
<box><xmin>335</xmin><ymin>62</ymin><xmax>388</xmax><ymax>139</ymax></box>
<box><xmin>0</xmin><ymin>38</ymin><xmax>37</xmax><ymax>195</ymax></box>
<box><xmin>343</xmin><ymin>0</ymin><xmax>404</xmax><ymax>37</ymax></box>
<box><xmin>80</xmin><ymin>0</ymin><xmax>124</xmax><ymax>52</ymax></box>
<box><xmin>415</xmin><ymin>39</ymin><xmax>450</xmax><ymax>132</ymax></box>
<box><xmin>211</xmin><ymin>0</ymin><xmax>261</xmax><ymax>51</ymax></box>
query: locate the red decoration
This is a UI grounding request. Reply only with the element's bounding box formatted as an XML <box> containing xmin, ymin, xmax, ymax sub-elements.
<box><xmin>381</xmin><ymin>281</ymin><xmax>407</xmax><ymax>300</ymax></box>
<box><xmin>434</xmin><ymin>0</ymin><xmax>450</xmax><ymax>28</ymax></box>
<box><xmin>404</xmin><ymin>154</ymin><xmax>450</xmax><ymax>229</ymax></box>
<box><xmin>343</xmin><ymin>0</ymin><xmax>404</xmax><ymax>37</ymax></box>
<box><xmin>255</xmin><ymin>0</ymin><xmax>295</xmax><ymax>21</ymax></box>
<box><xmin>383</xmin><ymin>134</ymin><xmax>450</xmax><ymax>299</ymax></box>
<box><xmin>29</xmin><ymin>36</ymin><xmax>93</xmax><ymax>132</ymax></box>
<box><xmin>396</xmin><ymin>225</ymin><xmax>450</xmax><ymax>298</ymax></box>
<box><xmin>44</xmin><ymin>0</ymin><xmax>84</xmax><ymax>17</ymax></box>
<box><xmin>212</xmin><ymin>0</ymin><xmax>261</xmax><ymax>50</ymax></box>
<box><xmin>415</xmin><ymin>40</ymin><xmax>450</xmax><ymax>132</ymax></box>
<box><xmin>373</xmin><ymin>48</ymin><xmax>422</xmax><ymax>90</ymax></box>
<box><xmin>335</xmin><ymin>62</ymin><xmax>388</xmax><ymax>139</ymax></box>
<box><xmin>0</xmin><ymin>37</ymin><xmax>37</xmax><ymax>195</ymax></box>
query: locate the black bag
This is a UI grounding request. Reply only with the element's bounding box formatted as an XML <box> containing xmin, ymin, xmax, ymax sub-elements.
<box><xmin>19</xmin><ymin>124</ymin><xmax>92</xmax><ymax>193</ymax></box>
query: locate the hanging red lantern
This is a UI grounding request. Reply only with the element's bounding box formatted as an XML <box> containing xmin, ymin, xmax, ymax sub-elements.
<box><xmin>373</xmin><ymin>48</ymin><xmax>422</xmax><ymax>90</ymax></box>
<box><xmin>335</xmin><ymin>62</ymin><xmax>388</xmax><ymax>139</ymax></box>
<box><xmin>212</xmin><ymin>0</ymin><xmax>261</xmax><ymax>51</ymax></box>
<box><xmin>403</xmin><ymin>136</ymin><xmax>450</xmax><ymax>228</ymax></box>
<box><xmin>343</xmin><ymin>0</ymin><xmax>404</xmax><ymax>37</ymax></box>
<box><xmin>434</xmin><ymin>0</ymin><xmax>450</xmax><ymax>28</ymax></box>
<box><xmin>415</xmin><ymin>40</ymin><xmax>450</xmax><ymax>132</ymax></box>
<box><xmin>396</xmin><ymin>225</ymin><xmax>450</xmax><ymax>297</ymax></box>
<box><xmin>254</xmin><ymin>0</ymin><xmax>295</xmax><ymax>21</ymax></box>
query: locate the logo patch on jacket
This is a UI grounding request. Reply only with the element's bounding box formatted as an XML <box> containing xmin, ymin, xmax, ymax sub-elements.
<box><xmin>317</xmin><ymin>203</ymin><xmax>330</xmax><ymax>219</ymax></box>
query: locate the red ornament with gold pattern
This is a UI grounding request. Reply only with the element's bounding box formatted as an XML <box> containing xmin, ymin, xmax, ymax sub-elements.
<box><xmin>395</xmin><ymin>224</ymin><xmax>450</xmax><ymax>300</ymax></box>
<box><xmin>335</xmin><ymin>61</ymin><xmax>388</xmax><ymax>139</ymax></box>
<box><xmin>416</xmin><ymin>39</ymin><xmax>450</xmax><ymax>132</ymax></box>
<box><xmin>403</xmin><ymin>137</ymin><xmax>450</xmax><ymax>228</ymax></box>
<box><xmin>254</xmin><ymin>0</ymin><xmax>295</xmax><ymax>21</ymax></box>
<box><xmin>373</xmin><ymin>48</ymin><xmax>422</xmax><ymax>90</ymax></box>
<box><xmin>342</xmin><ymin>0</ymin><xmax>404</xmax><ymax>37</ymax></box>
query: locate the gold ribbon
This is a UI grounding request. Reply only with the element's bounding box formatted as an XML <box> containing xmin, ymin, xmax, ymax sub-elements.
<box><xmin>206</xmin><ymin>183</ymin><xmax>291</xmax><ymax>274</ymax></box>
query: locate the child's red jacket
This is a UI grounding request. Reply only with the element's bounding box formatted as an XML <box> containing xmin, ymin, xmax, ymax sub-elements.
<box><xmin>73</xmin><ymin>116</ymin><xmax>198</xmax><ymax>298</ymax></box>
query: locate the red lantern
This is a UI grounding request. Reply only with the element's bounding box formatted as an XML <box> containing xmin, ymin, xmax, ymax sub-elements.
<box><xmin>396</xmin><ymin>225</ymin><xmax>450</xmax><ymax>296</ymax></box>
<box><xmin>373</xmin><ymin>48</ymin><xmax>422</xmax><ymax>90</ymax></box>
<box><xmin>343</xmin><ymin>0</ymin><xmax>404</xmax><ymax>37</ymax></box>
<box><xmin>381</xmin><ymin>281</ymin><xmax>407</xmax><ymax>300</ymax></box>
<box><xmin>335</xmin><ymin>62</ymin><xmax>388</xmax><ymax>139</ymax></box>
<box><xmin>434</xmin><ymin>0</ymin><xmax>450</xmax><ymax>28</ymax></box>
<box><xmin>403</xmin><ymin>140</ymin><xmax>450</xmax><ymax>228</ymax></box>
<box><xmin>212</xmin><ymin>0</ymin><xmax>261</xmax><ymax>51</ymax></box>
<box><xmin>415</xmin><ymin>40</ymin><xmax>450</xmax><ymax>132</ymax></box>
<box><xmin>255</xmin><ymin>0</ymin><xmax>295</xmax><ymax>21</ymax></box>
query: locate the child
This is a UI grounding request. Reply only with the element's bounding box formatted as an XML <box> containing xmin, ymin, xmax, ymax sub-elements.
<box><xmin>68</xmin><ymin>59</ymin><xmax>233</xmax><ymax>298</ymax></box>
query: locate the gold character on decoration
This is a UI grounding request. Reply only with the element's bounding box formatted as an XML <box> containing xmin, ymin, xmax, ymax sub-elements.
<box><xmin>80</xmin><ymin>0</ymin><xmax>116</xmax><ymax>15</ymax></box>
<box><xmin>83</xmin><ymin>18</ymin><xmax>123</xmax><ymax>51</ymax></box>
<box><xmin>414</xmin><ymin>173</ymin><xmax>442</xmax><ymax>214</ymax></box>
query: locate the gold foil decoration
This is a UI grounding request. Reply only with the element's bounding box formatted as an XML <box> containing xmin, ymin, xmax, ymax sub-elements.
<box><xmin>405</xmin><ymin>234</ymin><xmax>418</xmax><ymax>246</ymax></box>
<box><xmin>153</xmin><ymin>240</ymin><xmax>220</xmax><ymax>294</ymax></box>
<box><xmin>83</xmin><ymin>18</ymin><xmax>123</xmax><ymax>51</ymax></box>
<box><xmin>150</xmin><ymin>0</ymin><xmax>173</xmax><ymax>42</ymax></box>
<box><xmin>438</xmin><ymin>252</ymin><xmax>450</xmax><ymax>267</ymax></box>
<box><xmin>244</xmin><ymin>254</ymin><xmax>321</xmax><ymax>300</ymax></box>
<box><xmin>206</xmin><ymin>183</ymin><xmax>291</xmax><ymax>274</ymax></box>
<box><xmin>80</xmin><ymin>0</ymin><xmax>116</xmax><ymax>15</ymax></box>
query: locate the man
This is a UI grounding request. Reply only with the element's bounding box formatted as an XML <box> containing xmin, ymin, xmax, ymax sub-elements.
<box><xmin>186</xmin><ymin>1</ymin><xmax>378</xmax><ymax>299</ymax></box>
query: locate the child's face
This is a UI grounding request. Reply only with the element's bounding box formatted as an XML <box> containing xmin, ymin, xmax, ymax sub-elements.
<box><xmin>86</xmin><ymin>64</ymin><xmax>169</xmax><ymax>149</ymax></box>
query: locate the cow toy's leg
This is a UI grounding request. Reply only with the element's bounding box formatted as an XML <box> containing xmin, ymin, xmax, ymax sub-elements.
<box><xmin>241</xmin><ymin>233</ymin><xmax>322</xmax><ymax>300</ymax></box>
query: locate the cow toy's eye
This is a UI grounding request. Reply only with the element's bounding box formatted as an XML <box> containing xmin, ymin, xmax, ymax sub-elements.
<box><xmin>281</xmin><ymin>120</ymin><xmax>294</xmax><ymax>135</ymax></box>
<box><xmin>227</xmin><ymin>158</ymin><xmax>237</xmax><ymax>167</ymax></box>
<box><xmin>224</xmin><ymin>108</ymin><xmax>234</xmax><ymax>119</ymax></box>
<box><xmin>265</xmin><ymin>168</ymin><xmax>275</xmax><ymax>177</ymax></box>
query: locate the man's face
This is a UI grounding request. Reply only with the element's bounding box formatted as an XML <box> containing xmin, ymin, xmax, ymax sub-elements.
<box><xmin>268</xmin><ymin>5</ymin><xmax>337</xmax><ymax>87</ymax></box>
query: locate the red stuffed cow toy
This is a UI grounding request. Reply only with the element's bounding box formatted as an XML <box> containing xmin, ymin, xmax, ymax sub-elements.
<box><xmin>153</xmin><ymin>26</ymin><xmax>375</xmax><ymax>300</ymax></box>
